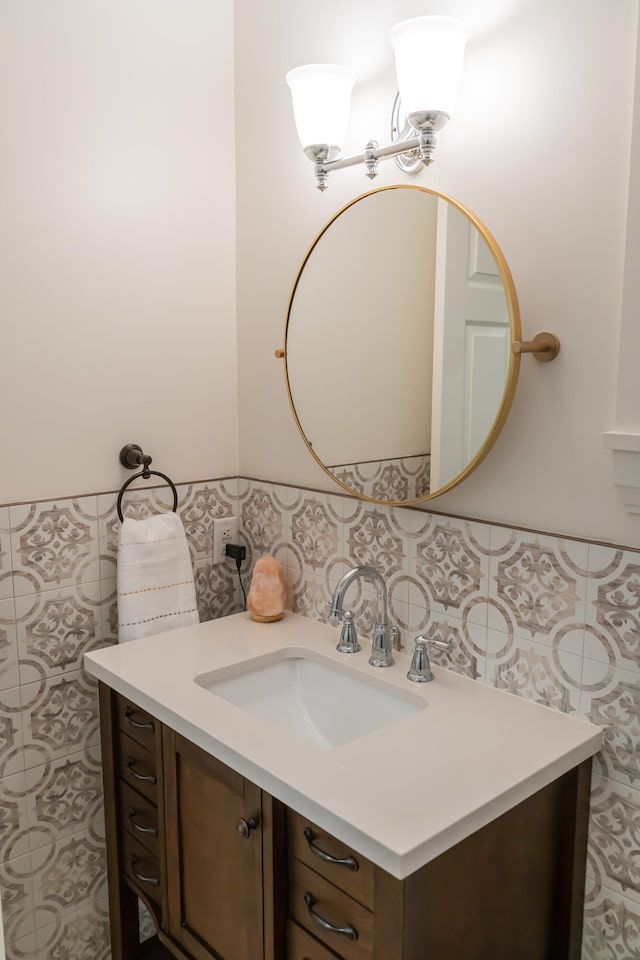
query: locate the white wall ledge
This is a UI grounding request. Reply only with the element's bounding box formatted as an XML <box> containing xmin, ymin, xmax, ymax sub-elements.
<box><xmin>603</xmin><ymin>431</ymin><xmax>640</xmax><ymax>514</ymax></box>
<box><xmin>602</xmin><ymin>430</ymin><xmax>640</xmax><ymax>453</ymax></box>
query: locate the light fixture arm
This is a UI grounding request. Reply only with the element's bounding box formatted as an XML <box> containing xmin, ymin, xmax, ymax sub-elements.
<box><xmin>305</xmin><ymin>119</ymin><xmax>445</xmax><ymax>191</ymax></box>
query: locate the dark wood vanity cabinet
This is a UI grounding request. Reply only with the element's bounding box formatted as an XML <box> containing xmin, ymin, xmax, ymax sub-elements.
<box><xmin>162</xmin><ymin>729</ymin><xmax>267</xmax><ymax>960</ymax></box>
<box><xmin>99</xmin><ymin>683</ymin><xmax>591</xmax><ymax>960</ymax></box>
<box><xmin>100</xmin><ymin>687</ymin><xmax>168</xmax><ymax>960</ymax></box>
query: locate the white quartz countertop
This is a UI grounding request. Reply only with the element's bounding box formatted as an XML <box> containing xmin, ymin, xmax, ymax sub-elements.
<box><xmin>84</xmin><ymin>611</ymin><xmax>602</xmax><ymax>879</ymax></box>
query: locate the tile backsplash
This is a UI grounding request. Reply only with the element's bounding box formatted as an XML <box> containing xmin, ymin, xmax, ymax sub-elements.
<box><xmin>238</xmin><ymin>478</ymin><xmax>640</xmax><ymax>960</ymax></box>
<box><xmin>0</xmin><ymin>479</ymin><xmax>240</xmax><ymax>960</ymax></box>
<box><xmin>1</xmin><ymin>474</ymin><xmax>639</xmax><ymax>959</ymax></box>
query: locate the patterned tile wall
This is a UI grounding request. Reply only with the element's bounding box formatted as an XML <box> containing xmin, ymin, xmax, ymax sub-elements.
<box><xmin>0</xmin><ymin>480</ymin><xmax>240</xmax><ymax>960</ymax></box>
<box><xmin>328</xmin><ymin>455</ymin><xmax>431</xmax><ymax>502</ymax></box>
<box><xmin>238</xmin><ymin>478</ymin><xmax>640</xmax><ymax>960</ymax></box>
<box><xmin>2</xmin><ymin>474</ymin><xmax>638</xmax><ymax>959</ymax></box>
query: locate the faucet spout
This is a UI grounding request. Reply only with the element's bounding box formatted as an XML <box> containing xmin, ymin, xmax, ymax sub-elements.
<box><xmin>327</xmin><ymin>565</ymin><xmax>396</xmax><ymax>667</ymax></box>
<box><xmin>329</xmin><ymin>565</ymin><xmax>387</xmax><ymax>621</ymax></box>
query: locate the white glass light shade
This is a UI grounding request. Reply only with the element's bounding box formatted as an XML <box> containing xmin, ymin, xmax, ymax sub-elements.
<box><xmin>390</xmin><ymin>16</ymin><xmax>470</xmax><ymax>119</ymax></box>
<box><xmin>286</xmin><ymin>64</ymin><xmax>356</xmax><ymax>152</ymax></box>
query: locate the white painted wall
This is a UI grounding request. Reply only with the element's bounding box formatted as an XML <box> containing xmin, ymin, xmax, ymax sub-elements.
<box><xmin>0</xmin><ymin>0</ymin><xmax>237</xmax><ymax>503</ymax></box>
<box><xmin>235</xmin><ymin>0</ymin><xmax>640</xmax><ymax>548</ymax></box>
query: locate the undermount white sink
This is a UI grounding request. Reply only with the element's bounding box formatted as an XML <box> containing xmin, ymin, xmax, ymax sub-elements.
<box><xmin>195</xmin><ymin>652</ymin><xmax>424</xmax><ymax>749</ymax></box>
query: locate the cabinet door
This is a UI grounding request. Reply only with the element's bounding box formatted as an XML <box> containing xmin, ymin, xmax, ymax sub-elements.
<box><xmin>163</xmin><ymin>729</ymin><xmax>264</xmax><ymax>960</ymax></box>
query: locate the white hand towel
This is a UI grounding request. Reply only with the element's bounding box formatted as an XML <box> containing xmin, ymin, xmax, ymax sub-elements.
<box><xmin>117</xmin><ymin>512</ymin><xmax>199</xmax><ymax>643</ymax></box>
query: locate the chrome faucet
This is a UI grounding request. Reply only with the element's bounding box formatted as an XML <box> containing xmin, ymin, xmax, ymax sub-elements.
<box><xmin>327</xmin><ymin>565</ymin><xmax>401</xmax><ymax>667</ymax></box>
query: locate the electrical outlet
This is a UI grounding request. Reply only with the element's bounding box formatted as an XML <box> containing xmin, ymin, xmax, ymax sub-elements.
<box><xmin>212</xmin><ymin>516</ymin><xmax>239</xmax><ymax>565</ymax></box>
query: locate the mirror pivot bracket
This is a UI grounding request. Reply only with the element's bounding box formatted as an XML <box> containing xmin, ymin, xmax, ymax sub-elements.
<box><xmin>512</xmin><ymin>331</ymin><xmax>560</xmax><ymax>362</ymax></box>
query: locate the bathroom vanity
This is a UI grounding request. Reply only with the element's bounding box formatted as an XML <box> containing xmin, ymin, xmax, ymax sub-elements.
<box><xmin>85</xmin><ymin>612</ymin><xmax>602</xmax><ymax>960</ymax></box>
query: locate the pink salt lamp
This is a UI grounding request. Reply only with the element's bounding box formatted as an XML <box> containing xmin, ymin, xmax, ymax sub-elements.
<box><xmin>247</xmin><ymin>556</ymin><xmax>287</xmax><ymax>622</ymax></box>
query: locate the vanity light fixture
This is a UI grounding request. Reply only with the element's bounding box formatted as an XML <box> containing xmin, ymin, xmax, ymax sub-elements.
<box><xmin>286</xmin><ymin>15</ymin><xmax>470</xmax><ymax>191</ymax></box>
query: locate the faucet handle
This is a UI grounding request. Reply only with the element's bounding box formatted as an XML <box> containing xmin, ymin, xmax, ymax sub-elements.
<box><xmin>336</xmin><ymin>611</ymin><xmax>361</xmax><ymax>654</ymax></box>
<box><xmin>423</xmin><ymin>635</ymin><xmax>453</xmax><ymax>656</ymax></box>
<box><xmin>407</xmin><ymin>639</ymin><xmax>433</xmax><ymax>682</ymax></box>
<box><xmin>407</xmin><ymin>635</ymin><xmax>453</xmax><ymax>682</ymax></box>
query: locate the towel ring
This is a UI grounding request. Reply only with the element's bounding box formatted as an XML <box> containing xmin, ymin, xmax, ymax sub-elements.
<box><xmin>116</xmin><ymin>443</ymin><xmax>179</xmax><ymax>522</ymax></box>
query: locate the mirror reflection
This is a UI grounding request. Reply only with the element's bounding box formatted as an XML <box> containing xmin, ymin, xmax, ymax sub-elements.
<box><xmin>284</xmin><ymin>185</ymin><xmax>520</xmax><ymax>504</ymax></box>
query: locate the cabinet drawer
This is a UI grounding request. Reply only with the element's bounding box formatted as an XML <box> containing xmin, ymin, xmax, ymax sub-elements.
<box><xmin>117</xmin><ymin>730</ymin><xmax>158</xmax><ymax>804</ymax></box>
<box><xmin>119</xmin><ymin>779</ymin><xmax>160</xmax><ymax>858</ymax></box>
<box><xmin>289</xmin><ymin>860</ymin><xmax>373</xmax><ymax>960</ymax></box>
<box><xmin>115</xmin><ymin>694</ymin><xmax>158</xmax><ymax>754</ymax></box>
<box><xmin>288</xmin><ymin>920</ymin><xmax>345</xmax><ymax>959</ymax></box>
<box><xmin>122</xmin><ymin>831</ymin><xmax>162</xmax><ymax>906</ymax></box>
<box><xmin>288</xmin><ymin>810</ymin><xmax>374</xmax><ymax>910</ymax></box>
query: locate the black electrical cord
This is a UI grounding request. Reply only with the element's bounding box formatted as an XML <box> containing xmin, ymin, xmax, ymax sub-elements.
<box><xmin>236</xmin><ymin>558</ymin><xmax>247</xmax><ymax>611</ymax></box>
<box><xmin>225</xmin><ymin>543</ymin><xmax>247</xmax><ymax>611</ymax></box>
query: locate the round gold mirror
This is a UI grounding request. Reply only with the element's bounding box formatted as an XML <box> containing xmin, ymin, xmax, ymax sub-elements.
<box><xmin>283</xmin><ymin>184</ymin><xmax>521</xmax><ymax>505</ymax></box>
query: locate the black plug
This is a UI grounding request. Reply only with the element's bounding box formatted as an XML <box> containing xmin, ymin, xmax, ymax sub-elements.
<box><xmin>225</xmin><ymin>543</ymin><xmax>247</xmax><ymax>611</ymax></box>
<box><xmin>225</xmin><ymin>543</ymin><xmax>246</xmax><ymax>562</ymax></box>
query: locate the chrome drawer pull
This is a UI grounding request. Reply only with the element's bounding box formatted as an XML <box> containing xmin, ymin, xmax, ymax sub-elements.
<box><xmin>303</xmin><ymin>828</ymin><xmax>359</xmax><ymax>872</ymax></box>
<box><xmin>126</xmin><ymin>757</ymin><xmax>156</xmax><ymax>784</ymax></box>
<box><xmin>130</xmin><ymin>856</ymin><xmax>159</xmax><ymax>886</ymax></box>
<box><xmin>124</xmin><ymin>707</ymin><xmax>154</xmax><ymax>732</ymax></box>
<box><xmin>303</xmin><ymin>893</ymin><xmax>358</xmax><ymax>941</ymax></box>
<box><xmin>128</xmin><ymin>808</ymin><xmax>157</xmax><ymax>836</ymax></box>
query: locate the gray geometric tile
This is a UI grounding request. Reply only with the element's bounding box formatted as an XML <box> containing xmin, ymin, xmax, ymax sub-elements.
<box><xmin>413</xmin><ymin>517</ymin><xmax>489</xmax><ymax>626</ymax></box>
<box><xmin>99</xmin><ymin>578</ymin><xmax>117</xmax><ymax>645</ymax></box>
<box><xmin>582</xmin><ymin>881</ymin><xmax>640</xmax><ymax>959</ymax></box>
<box><xmin>0</xmin><ymin>685</ymin><xmax>26</xmax><ymax>778</ymax></box>
<box><xmin>9</xmin><ymin>500</ymin><xmax>100</xmax><ymax>599</ymax></box>
<box><xmin>588</xmin><ymin>774</ymin><xmax>640</xmax><ymax>898</ymax></box>
<box><xmin>289</xmin><ymin>573</ymin><xmax>334</xmax><ymax>624</ymax></box>
<box><xmin>23</xmin><ymin>745</ymin><xmax>103</xmax><ymax>851</ymax></box>
<box><xmin>193</xmin><ymin>559</ymin><xmax>239</xmax><ymax>623</ymax></box>
<box><xmin>35</xmin><ymin>894</ymin><xmax>110</xmax><ymax>960</ymax></box>
<box><xmin>329</xmin><ymin>455</ymin><xmax>431</xmax><ymax>502</ymax></box>
<box><xmin>0</xmin><ymin>852</ymin><xmax>37</xmax><ymax>946</ymax></box>
<box><xmin>0</xmin><ymin>506</ymin><xmax>12</xmax><ymax>601</ymax></box>
<box><xmin>0</xmin><ymin>598</ymin><xmax>19</xmax><ymax>692</ymax></box>
<box><xmin>15</xmin><ymin>583</ymin><xmax>104</xmax><ymax>685</ymax></box>
<box><xmin>580</xmin><ymin>661</ymin><xmax>640</xmax><ymax>789</ymax></box>
<box><xmin>344</xmin><ymin>504</ymin><xmax>408</xmax><ymax>578</ymax></box>
<box><xmin>487</xmin><ymin>634</ymin><xmax>582</xmax><ymax>714</ymax></box>
<box><xmin>30</xmin><ymin>828</ymin><xmax>107</xmax><ymax>924</ymax></box>
<box><xmin>179</xmin><ymin>481</ymin><xmax>236</xmax><ymax>561</ymax></box>
<box><xmin>585</xmin><ymin>546</ymin><xmax>640</xmax><ymax>676</ymax></box>
<box><xmin>488</xmin><ymin>530</ymin><xmax>588</xmax><ymax>644</ymax></box>
<box><xmin>139</xmin><ymin>897</ymin><xmax>157</xmax><ymax>942</ymax></box>
<box><xmin>239</xmin><ymin>483</ymin><xmax>289</xmax><ymax>558</ymax></box>
<box><xmin>291</xmin><ymin>494</ymin><xmax>342</xmax><ymax>574</ymax></box>
<box><xmin>7</xmin><ymin>931</ymin><xmax>39</xmax><ymax>960</ymax></box>
<box><xmin>19</xmin><ymin>671</ymin><xmax>99</xmax><ymax>770</ymax></box>
<box><xmin>0</xmin><ymin>771</ymin><xmax>29</xmax><ymax>861</ymax></box>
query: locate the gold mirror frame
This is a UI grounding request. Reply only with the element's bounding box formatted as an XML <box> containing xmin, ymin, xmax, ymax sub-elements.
<box><xmin>280</xmin><ymin>184</ymin><xmax>522</xmax><ymax>507</ymax></box>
